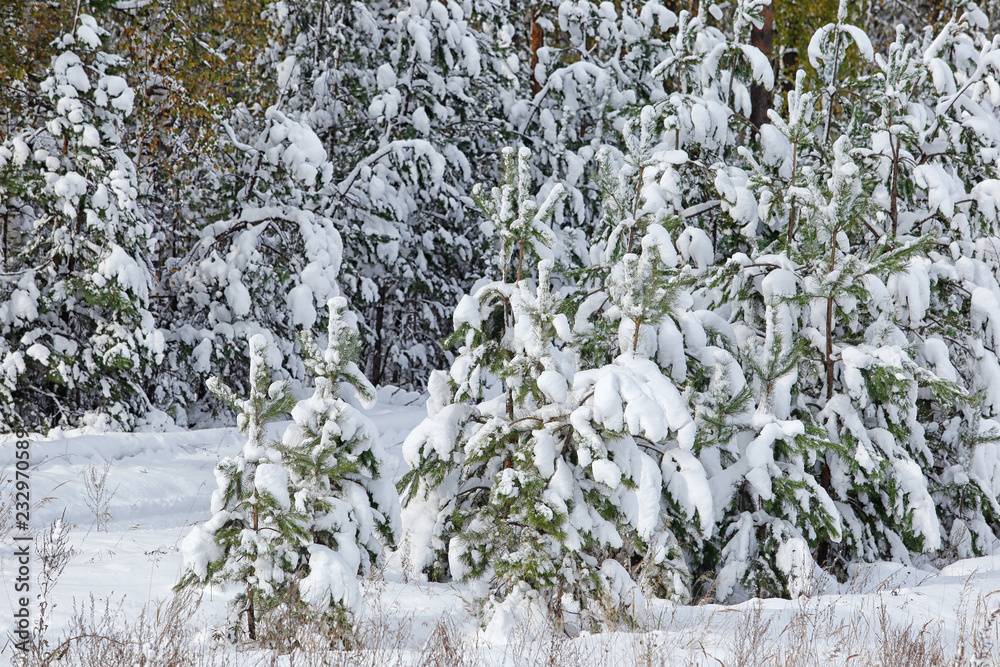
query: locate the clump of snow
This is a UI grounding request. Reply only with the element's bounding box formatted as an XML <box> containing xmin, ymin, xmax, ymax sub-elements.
<box><xmin>254</xmin><ymin>463</ymin><xmax>290</xmax><ymax>510</ymax></box>
<box><xmin>299</xmin><ymin>544</ymin><xmax>363</xmax><ymax>615</ymax></box>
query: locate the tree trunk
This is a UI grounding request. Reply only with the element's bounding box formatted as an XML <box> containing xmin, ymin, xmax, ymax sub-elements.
<box><xmin>890</xmin><ymin>134</ymin><xmax>900</xmax><ymax>238</ymax></box>
<box><xmin>529</xmin><ymin>7</ymin><xmax>543</xmax><ymax>96</ymax></box>
<box><xmin>825</xmin><ymin>295</ymin><xmax>835</xmax><ymax>400</ymax></box>
<box><xmin>749</xmin><ymin>4</ymin><xmax>775</xmax><ymax>130</ymax></box>
<box><xmin>815</xmin><ymin>461</ymin><xmax>833</xmax><ymax>566</ymax></box>
<box><xmin>246</xmin><ymin>581</ymin><xmax>257</xmax><ymax>640</ymax></box>
<box><xmin>248</xmin><ymin>485</ymin><xmax>259</xmax><ymax>640</ymax></box>
<box><xmin>371</xmin><ymin>292</ymin><xmax>386</xmax><ymax>386</ymax></box>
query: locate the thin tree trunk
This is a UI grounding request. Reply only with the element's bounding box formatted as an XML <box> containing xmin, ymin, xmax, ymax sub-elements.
<box><xmin>749</xmin><ymin>4</ymin><xmax>775</xmax><ymax>130</ymax></box>
<box><xmin>823</xmin><ymin>28</ymin><xmax>844</xmax><ymax>144</ymax></box>
<box><xmin>68</xmin><ymin>202</ymin><xmax>85</xmax><ymax>273</ymax></box>
<box><xmin>2</xmin><ymin>211</ymin><xmax>8</xmax><ymax>270</ymax></box>
<box><xmin>825</xmin><ymin>233</ymin><xmax>838</xmax><ymax>400</ymax></box>
<box><xmin>517</xmin><ymin>239</ymin><xmax>524</xmax><ymax>282</ymax></box>
<box><xmin>825</xmin><ymin>295</ymin><xmax>835</xmax><ymax>400</ymax></box>
<box><xmin>787</xmin><ymin>144</ymin><xmax>798</xmax><ymax>247</ymax></box>
<box><xmin>815</xmin><ymin>461</ymin><xmax>833</xmax><ymax>565</ymax></box>
<box><xmin>248</xmin><ymin>486</ymin><xmax>259</xmax><ymax>640</ymax></box>
<box><xmin>246</xmin><ymin>581</ymin><xmax>256</xmax><ymax>640</ymax></box>
<box><xmin>890</xmin><ymin>134</ymin><xmax>900</xmax><ymax>238</ymax></box>
<box><xmin>371</xmin><ymin>292</ymin><xmax>386</xmax><ymax>386</ymax></box>
<box><xmin>529</xmin><ymin>7</ymin><xmax>543</xmax><ymax>96</ymax></box>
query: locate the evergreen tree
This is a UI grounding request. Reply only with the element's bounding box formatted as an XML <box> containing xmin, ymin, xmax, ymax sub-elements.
<box><xmin>177</xmin><ymin>335</ymin><xmax>302</xmax><ymax>641</ymax></box>
<box><xmin>399</xmin><ymin>147</ymin><xmax>567</xmax><ymax>584</ymax></box>
<box><xmin>0</xmin><ymin>13</ymin><xmax>162</xmax><ymax>431</ymax></box>
<box><xmin>280</xmin><ymin>297</ymin><xmax>401</xmax><ymax>626</ymax></box>
<box><xmin>569</xmin><ymin>106</ymin><xmax>840</xmax><ymax>600</ymax></box>
<box><xmin>401</xmin><ymin>148</ymin><xmax>691</xmax><ymax>627</ymax></box>
<box><xmin>160</xmin><ymin>105</ymin><xmax>343</xmax><ymax>420</ymax></box>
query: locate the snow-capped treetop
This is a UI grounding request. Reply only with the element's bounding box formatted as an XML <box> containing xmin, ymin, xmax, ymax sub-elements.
<box><xmin>299</xmin><ymin>297</ymin><xmax>376</xmax><ymax>407</ymax></box>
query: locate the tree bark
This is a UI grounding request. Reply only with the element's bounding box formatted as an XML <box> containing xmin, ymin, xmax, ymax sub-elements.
<box><xmin>371</xmin><ymin>291</ymin><xmax>386</xmax><ymax>386</ymax></box>
<box><xmin>529</xmin><ymin>7</ymin><xmax>543</xmax><ymax>96</ymax></box>
<box><xmin>246</xmin><ymin>582</ymin><xmax>257</xmax><ymax>640</ymax></box>
<box><xmin>749</xmin><ymin>4</ymin><xmax>775</xmax><ymax>130</ymax></box>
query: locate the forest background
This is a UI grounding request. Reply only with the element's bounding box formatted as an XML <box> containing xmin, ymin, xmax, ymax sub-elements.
<box><xmin>7</xmin><ymin>0</ymin><xmax>1000</xmax><ymax>632</ymax></box>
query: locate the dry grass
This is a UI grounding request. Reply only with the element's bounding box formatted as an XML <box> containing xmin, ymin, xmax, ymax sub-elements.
<box><xmin>7</xmin><ymin>549</ymin><xmax>1000</xmax><ymax>667</ymax></box>
<box><xmin>0</xmin><ymin>468</ymin><xmax>13</xmax><ymax>541</ymax></box>
<box><xmin>44</xmin><ymin>588</ymin><xmax>209</xmax><ymax>667</ymax></box>
<box><xmin>705</xmin><ymin>589</ymin><xmax>1000</xmax><ymax>667</ymax></box>
<box><xmin>81</xmin><ymin>462</ymin><xmax>118</xmax><ymax>533</ymax></box>
<box><xmin>7</xmin><ymin>594</ymin><xmax>999</xmax><ymax>667</ymax></box>
<box><xmin>12</xmin><ymin>515</ymin><xmax>76</xmax><ymax>667</ymax></box>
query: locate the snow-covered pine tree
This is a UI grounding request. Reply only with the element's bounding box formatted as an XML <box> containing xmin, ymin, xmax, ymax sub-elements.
<box><xmin>279</xmin><ymin>297</ymin><xmax>401</xmax><ymax>630</ymax></box>
<box><xmin>0</xmin><ymin>134</ymin><xmax>38</xmax><ymax>422</ymax></box>
<box><xmin>857</xmin><ymin>9</ymin><xmax>1000</xmax><ymax>559</ymax></box>
<box><xmin>261</xmin><ymin>0</ymin><xmax>506</xmax><ymax>389</ymax></box>
<box><xmin>0</xmin><ymin>13</ymin><xmax>162</xmax><ymax>431</ymax></box>
<box><xmin>401</xmin><ymin>147</ymin><xmax>695</xmax><ymax>627</ymax></box>
<box><xmin>177</xmin><ymin>334</ymin><xmax>303</xmax><ymax>641</ymax></box>
<box><xmin>751</xmin><ymin>138</ymin><xmax>949</xmax><ymax>571</ymax></box>
<box><xmin>400</xmin><ymin>149</ymin><xmax>617</xmax><ymax>618</ymax></box>
<box><xmin>351</xmin><ymin>0</ymin><xmax>512</xmax><ymax>386</ymax></box>
<box><xmin>566</xmin><ymin>104</ymin><xmax>840</xmax><ymax>601</ymax></box>
<box><xmin>160</xmin><ymin>104</ymin><xmax>343</xmax><ymax>421</ymax></box>
<box><xmin>398</xmin><ymin>146</ymin><xmax>567</xmax><ymax>583</ymax></box>
<box><xmin>699</xmin><ymin>2</ymin><xmax>1000</xmax><ymax>593</ymax></box>
<box><xmin>570</xmin><ymin>0</ymin><xmax>867</xmax><ymax>599</ymax></box>
<box><xmin>646</xmin><ymin>0</ymin><xmax>775</xmax><ymax>260</ymax></box>
<box><xmin>576</xmin><ymin>111</ymin><xmax>717</xmax><ymax>601</ymax></box>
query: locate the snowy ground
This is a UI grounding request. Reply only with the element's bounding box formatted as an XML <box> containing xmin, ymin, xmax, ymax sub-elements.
<box><xmin>2</xmin><ymin>389</ymin><xmax>1000</xmax><ymax>666</ymax></box>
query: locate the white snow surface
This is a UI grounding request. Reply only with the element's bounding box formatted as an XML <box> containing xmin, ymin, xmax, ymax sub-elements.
<box><xmin>2</xmin><ymin>390</ymin><xmax>1000</xmax><ymax>664</ymax></box>
<box><xmin>253</xmin><ymin>463</ymin><xmax>291</xmax><ymax>510</ymax></box>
